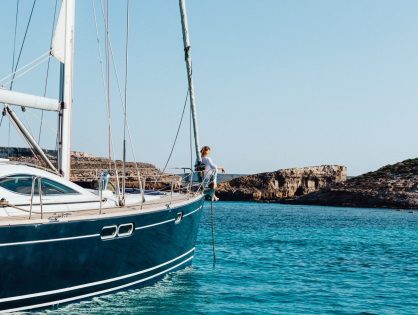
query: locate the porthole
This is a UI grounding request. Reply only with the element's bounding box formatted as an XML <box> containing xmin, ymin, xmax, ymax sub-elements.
<box><xmin>118</xmin><ymin>223</ymin><xmax>134</xmax><ymax>237</ymax></box>
<box><xmin>175</xmin><ymin>212</ymin><xmax>184</xmax><ymax>224</ymax></box>
<box><xmin>100</xmin><ymin>225</ymin><xmax>117</xmax><ymax>240</ymax></box>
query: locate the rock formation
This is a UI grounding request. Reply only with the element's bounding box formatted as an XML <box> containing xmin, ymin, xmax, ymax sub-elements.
<box><xmin>292</xmin><ymin>158</ymin><xmax>418</xmax><ymax>209</ymax></box>
<box><xmin>217</xmin><ymin>165</ymin><xmax>347</xmax><ymax>202</ymax></box>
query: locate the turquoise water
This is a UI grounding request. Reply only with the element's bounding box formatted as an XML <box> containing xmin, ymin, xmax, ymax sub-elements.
<box><xmin>37</xmin><ymin>202</ymin><xmax>418</xmax><ymax>314</ymax></box>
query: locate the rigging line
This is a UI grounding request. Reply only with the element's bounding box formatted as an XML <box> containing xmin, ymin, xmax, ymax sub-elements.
<box><xmin>190</xmin><ymin>96</ymin><xmax>193</xmax><ymax>170</ymax></box>
<box><xmin>95</xmin><ymin>0</ymin><xmax>121</xmax><ymax>198</ymax></box>
<box><xmin>92</xmin><ymin>0</ymin><xmax>117</xmax><ymax>177</ymax></box>
<box><xmin>210</xmin><ymin>199</ymin><xmax>216</xmax><ymax>265</ymax></box>
<box><xmin>100</xmin><ymin>13</ymin><xmax>188</xmax><ymax>194</ymax></box>
<box><xmin>153</xmin><ymin>90</ymin><xmax>189</xmax><ymax>189</ymax></box>
<box><xmin>94</xmin><ymin>1</ymin><xmax>141</xmax><ymax>192</ymax></box>
<box><xmin>104</xmin><ymin>32</ymin><xmax>144</xmax><ymax>186</ymax></box>
<box><xmin>95</xmin><ymin>9</ymin><xmax>141</xmax><ymax>182</ymax></box>
<box><xmin>0</xmin><ymin>55</ymin><xmax>49</xmax><ymax>88</ymax></box>
<box><xmin>122</xmin><ymin>0</ymin><xmax>130</xmax><ymax>199</ymax></box>
<box><xmin>8</xmin><ymin>0</ymin><xmax>20</xmax><ymax>158</ymax></box>
<box><xmin>92</xmin><ymin>0</ymin><xmax>115</xmax><ymax>161</ymax></box>
<box><xmin>97</xmin><ymin>3</ymin><xmax>125</xmax><ymax>163</ymax></box>
<box><xmin>9</xmin><ymin>0</ymin><xmax>38</xmax><ymax>91</ymax></box>
<box><xmin>105</xmin><ymin>0</ymin><xmax>111</xmax><ymax>161</ymax></box>
<box><xmin>108</xmin><ymin>47</ymin><xmax>142</xmax><ymax>189</ymax></box>
<box><xmin>0</xmin><ymin>51</ymin><xmax>50</xmax><ymax>84</ymax></box>
<box><xmin>92</xmin><ymin>0</ymin><xmax>109</xmax><ymax>116</ymax></box>
<box><xmin>11</xmin><ymin>0</ymin><xmax>20</xmax><ymax>81</ymax></box>
<box><xmin>38</xmin><ymin>0</ymin><xmax>59</xmax><ymax>145</ymax></box>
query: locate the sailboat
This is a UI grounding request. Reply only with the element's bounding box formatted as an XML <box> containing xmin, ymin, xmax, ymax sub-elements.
<box><xmin>0</xmin><ymin>0</ymin><xmax>209</xmax><ymax>312</ymax></box>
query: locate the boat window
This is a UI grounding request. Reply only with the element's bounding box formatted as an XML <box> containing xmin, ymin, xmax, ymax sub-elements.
<box><xmin>101</xmin><ymin>226</ymin><xmax>118</xmax><ymax>240</ymax></box>
<box><xmin>0</xmin><ymin>174</ymin><xmax>79</xmax><ymax>195</ymax></box>
<box><xmin>118</xmin><ymin>223</ymin><xmax>134</xmax><ymax>237</ymax></box>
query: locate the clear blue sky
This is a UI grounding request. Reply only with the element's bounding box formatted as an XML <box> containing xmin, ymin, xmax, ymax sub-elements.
<box><xmin>0</xmin><ymin>0</ymin><xmax>417</xmax><ymax>176</ymax></box>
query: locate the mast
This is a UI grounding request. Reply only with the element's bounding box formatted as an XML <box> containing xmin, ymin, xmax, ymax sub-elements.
<box><xmin>179</xmin><ymin>0</ymin><xmax>201</xmax><ymax>163</ymax></box>
<box><xmin>57</xmin><ymin>0</ymin><xmax>75</xmax><ymax>180</ymax></box>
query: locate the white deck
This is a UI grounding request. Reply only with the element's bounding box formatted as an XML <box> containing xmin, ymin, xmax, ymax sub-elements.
<box><xmin>0</xmin><ymin>193</ymin><xmax>203</xmax><ymax>226</ymax></box>
<box><xmin>0</xmin><ymin>161</ymin><xmax>203</xmax><ymax>227</ymax></box>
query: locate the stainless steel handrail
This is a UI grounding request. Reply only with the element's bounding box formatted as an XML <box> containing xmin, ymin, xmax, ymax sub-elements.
<box><xmin>29</xmin><ymin>176</ymin><xmax>36</xmax><ymax>219</ymax></box>
<box><xmin>38</xmin><ymin>177</ymin><xmax>43</xmax><ymax>219</ymax></box>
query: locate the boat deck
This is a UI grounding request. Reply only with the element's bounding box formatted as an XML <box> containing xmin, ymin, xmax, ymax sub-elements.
<box><xmin>0</xmin><ymin>193</ymin><xmax>203</xmax><ymax>226</ymax></box>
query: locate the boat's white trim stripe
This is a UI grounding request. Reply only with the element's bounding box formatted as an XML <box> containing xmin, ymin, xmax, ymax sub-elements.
<box><xmin>1</xmin><ymin>255</ymin><xmax>194</xmax><ymax>313</ymax></box>
<box><xmin>134</xmin><ymin>205</ymin><xmax>202</xmax><ymax>230</ymax></box>
<box><xmin>0</xmin><ymin>206</ymin><xmax>202</xmax><ymax>247</ymax></box>
<box><xmin>183</xmin><ymin>206</ymin><xmax>202</xmax><ymax>218</ymax></box>
<box><xmin>0</xmin><ymin>234</ymin><xmax>100</xmax><ymax>247</ymax></box>
<box><xmin>135</xmin><ymin>218</ymin><xmax>175</xmax><ymax>230</ymax></box>
<box><xmin>0</xmin><ymin>247</ymin><xmax>195</xmax><ymax>303</ymax></box>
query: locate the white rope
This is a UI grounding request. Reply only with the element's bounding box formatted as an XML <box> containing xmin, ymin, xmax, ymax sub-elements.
<box><xmin>0</xmin><ymin>51</ymin><xmax>50</xmax><ymax>86</ymax></box>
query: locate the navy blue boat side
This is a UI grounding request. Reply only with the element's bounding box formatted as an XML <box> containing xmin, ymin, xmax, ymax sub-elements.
<box><xmin>0</xmin><ymin>197</ymin><xmax>204</xmax><ymax>312</ymax></box>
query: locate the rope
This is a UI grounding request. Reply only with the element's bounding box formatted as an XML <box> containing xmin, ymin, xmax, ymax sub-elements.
<box><xmin>7</xmin><ymin>0</ymin><xmax>20</xmax><ymax>158</ymax></box>
<box><xmin>11</xmin><ymin>0</ymin><xmax>20</xmax><ymax>85</ymax></box>
<box><xmin>210</xmin><ymin>199</ymin><xmax>216</xmax><ymax>265</ymax></box>
<box><xmin>92</xmin><ymin>0</ymin><xmax>124</xmax><ymax>202</ymax></box>
<box><xmin>38</xmin><ymin>0</ymin><xmax>59</xmax><ymax>145</ymax></box>
<box><xmin>190</xmin><ymin>96</ymin><xmax>193</xmax><ymax>169</ymax></box>
<box><xmin>105</xmin><ymin>0</ymin><xmax>111</xmax><ymax>161</ymax></box>
<box><xmin>122</xmin><ymin>0</ymin><xmax>130</xmax><ymax>201</ymax></box>
<box><xmin>9</xmin><ymin>0</ymin><xmax>38</xmax><ymax>91</ymax></box>
<box><xmin>91</xmin><ymin>2</ymin><xmax>114</xmax><ymax>159</ymax></box>
<box><xmin>5</xmin><ymin>0</ymin><xmax>37</xmax><ymax>158</ymax></box>
<box><xmin>153</xmin><ymin>90</ymin><xmax>189</xmax><ymax>189</ymax></box>
<box><xmin>0</xmin><ymin>53</ymin><xmax>50</xmax><ymax>86</ymax></box>
<box><xmin>95</xmin><ymin>5</ymin><xmax>193</xmax><ymax>195</ymax></box>
<box><xmin>1</xmin><ymin>202</ymin><xmax>38</xmax><ymax>215</ymax></box>
<box><xmin>93</xmin><ymin>1</ymin><xmax>143</xmax><ymax>193</ymax></box>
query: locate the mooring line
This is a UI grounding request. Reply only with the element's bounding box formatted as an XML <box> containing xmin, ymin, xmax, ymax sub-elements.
<box><xmin>210</xmin><ymin>199</ymin><xmax>216</xmax><ymax>265</ymax></box>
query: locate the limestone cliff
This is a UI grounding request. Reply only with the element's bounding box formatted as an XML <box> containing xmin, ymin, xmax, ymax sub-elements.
<box><xmin>217</xmin><ymin>165</ymin><xmax>347</xmax><ymax>202</ymax></box>
<box><xmin>293</xmin><ymin>158</ymin><xmax>418</xmax><ymax>209</ymax></box>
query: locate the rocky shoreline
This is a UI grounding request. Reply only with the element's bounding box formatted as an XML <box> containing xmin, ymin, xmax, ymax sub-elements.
<box><xmin>1</xmin><ymin>147</ymin><xmax>416</xmax><ymax>209</ymax></box>
<box><xmin>217</xmin><ymin>165</ymin><xmax>347</xmax><ymax>201</ymax></box>
<box><xmin>217</xmin><ymin>158</ymin><xmax>418</xmax><ymax>210</ymax></box>
<box><xmin>289</xmin><ymin>158</ymin><xmax>418</xmax><ymax>209</ymax></box>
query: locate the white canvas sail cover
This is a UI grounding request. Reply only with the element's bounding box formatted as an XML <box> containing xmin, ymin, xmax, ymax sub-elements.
<box><xmin>51</xmin><ymin>0</ymin><xmax>67</xmax><ymax>63</ymax></box>
<box><xmin>0</xmin><ymin>88</ymin><xmax>60</xmax><ymax>111</ymax></box>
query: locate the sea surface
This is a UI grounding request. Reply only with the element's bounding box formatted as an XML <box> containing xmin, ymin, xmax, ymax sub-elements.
<box><xmin>36</xmin><ymin>202</ymin><xmax>418</xmax><ymax>314</ymax></box>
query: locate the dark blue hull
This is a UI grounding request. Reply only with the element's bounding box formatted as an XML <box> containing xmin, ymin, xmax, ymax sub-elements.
<box><xmin>0</xmin><ymin>197</ymin><xmax>204</xmax><ymax>312</ymax></box>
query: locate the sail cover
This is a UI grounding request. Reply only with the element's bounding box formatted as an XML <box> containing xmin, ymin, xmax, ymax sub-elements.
<box><xmin>51</xmin><ymin>0</ymin><xmax>66</xmax><ymax>63</ymax></box>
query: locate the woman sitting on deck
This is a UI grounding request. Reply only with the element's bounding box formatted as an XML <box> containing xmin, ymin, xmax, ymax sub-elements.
<box><xmin>200</xmin><ymin>146</ymin><xmax>225</xmax><ymax>201</ymax></box>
